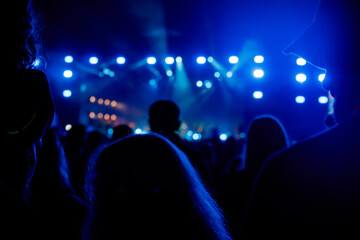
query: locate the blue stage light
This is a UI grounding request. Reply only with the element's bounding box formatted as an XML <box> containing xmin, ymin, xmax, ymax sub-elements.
<box><xmin>63</xmin><ymin>70</ymin><xmax>73</xmax><ymax>78</ymax></box>
<box><xmin>253</xmin><ymin>69</ymin><xmax>264</xmax><ymax>78</ymax></box>
<box><xmin>63</xmin><ymin>90</ymin><xmax>72</xmax><ymax>98</ymax></box>
<box><xmin>196</xmin><ymin>80</ymin><xmax>203</xmax><ymax>87</ymax></box>
<box><xmin>165</xmin><ymin>57</ymin><xmax>174</xmax><ymax>64</ymax></box>
<box><xmin>254</xmin><ymin>55</ymin><xmax>264</xmax><ymax>63</ymax></box>
<box><xmin>166</xmin><ymin>70</ymin><xmax>173</xmax><ymax>77</ymax></box>
<box><xmin>147</xmin><ymin>57</ymin><xmax>156</xmax><ymax>65</ymax></box>
<box><xmin>219</xmin><ymin>133</ymin><xmax>228</xmax><ymax>141</ymax></box>
<box><xmin>207</xmin><ymin>56</ymin><xmax>214</xmax><ymax>63</ymax></box>
<box><xmin>253</xmin><ymin>91</ymin><xmax>263</xmax><ymax>99</ymax></box>
<box><xmin>318</xmin><ymin>96</ymin><xmax>329</xmax><ymax>104</ymax></box>
<box><xmin>64</xmin><ymin>56</ymin><xmax>73</xmax><ymax>63</ymax></box>
<box><xmin>295</xmin><ymin>96</ymin><xmax>306</xmax><ymax>104</ymax></box>
<box><xmin>192</xmin><ymin>133</ymin><xmax>201</xmax><ymax>141</ymax></box>
<box><xmin>214</xmin><ymin>72</ymin><xmax>221</xmax><ymax>78</ymax></box>
<box><xmin>176</xmin><ymin>56</ymin><xmax>182</xmax><ymax>63</ymax></box>
<box><xmin>318</xmin><ymin>73</ymin><xmax>326</xmax><ymax>82</ymax></box>
<box><xmin>296</xmin><ymin>73</ymin><xmax>307</xmax><ymax>83</ymax></box>
<box><xmin>196</xmin><ymin>56</ymin><xmax>206</xmax><ymax>64</ymax></box>
<box><xmin>149</xmin><ymin>79</ymin><xmax>158</xmax><ymax>87</ymax></box>
<box><xmin>32</xmin><ymin>58</ymin><xmax>41</xmax><ymax>67</ymax></box>
<box><xmin>204</xmin><ymin>80</ymin><xmax>213</xmax><ymax>89</ymax></box>
<box><xmin>226</xmin><ymin>71</ymin><xmax>233</xmax><ymax>78</ymax></box>
<box><xmin>89</xmin><ymin>57</ymin><xmax>98</xmax><ymax>64</ymax></box>
<box><xmin>296</xmin><ymin>57</ymin><xmax>307</xmax><ymax>66</ymax></box>
<box><xmin>116</xmin><ymin>57</ymin><xmax>126</xmax><ymax>64</ymax></box>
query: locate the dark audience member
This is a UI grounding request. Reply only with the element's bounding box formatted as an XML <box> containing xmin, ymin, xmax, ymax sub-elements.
<box><xmin>215</xmin><ymin>115</ymin><xmax>288</xmax><ymax>240</ymax></box>
<box><xmin>1</xmin><ymin>0</ymin><xmax>55</xmax><ymax>238</ymax></box>
<box><xmin>30</xmin><ymin>128</ymin><xmax>89</xmax><ymax>240</ymax></box>
<box><xmin>243</xmin><ymin>0</ymin><xmax>360</xmax><ymax>238</ymax></box>
<box><xmin>63</xmin><ymin>124</ymin><xmax>88</xmax><ymax>199</ymax></box>
<box><xmin>83</xmin><ymin>134</ymin><xmax>232</xmax><ymax>240</ymax></box>
<box><xmin>111</xmin><ymin>124</ymin><xmax>133</xmax><ymax>141</ymax></box>
<box><xmin>148</xmin><ymin>100</ymin><xmax>213</xmax><ymax>186</ymax></box>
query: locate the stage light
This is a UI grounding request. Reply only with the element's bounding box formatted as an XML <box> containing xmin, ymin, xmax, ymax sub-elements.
<box><xmin>214</xmin><ymin>72</ymin><xmax>220</xmax><ymax>78</ymax></box>
<box><xmin>63</xmin><ymin>70</ymin><xmax>73</xmax><ymax>78</ymax></box>
<box><xmin>108</xmin><ymin>128</ymin><xmax>113</xmax><ymax>136</ymax></box>
<box><xmin>63</xmin><ymin>90</ymin><xmax>72</xmax><ymax>98</ymax></box>
<box><xmin>149</xmin><ymin>79</ymin><xmax>158</xmax><ymax>87</ymax></box>
<box><xmin>204</xmin><ymin>80</ymin><xmax>212</xmax><ymax>88</ymax></box>
<box><xmin>165</xmin><ymin>57</ymin><xmax>174</xmax><ymax>64</ymax></box>
<box><xmin>89</xmin><ymin>57</ymin><xmax>98</xmax><ymax>64</ymax></box>
<box><xmin>103</xmin><ymin>68</ymin><xmax>111</xmax><ymax>75</ymax></box>
<box><xmin>253</xmin><ymin>69</ymin><xmax>264</xmax><ymax>78</ymax></box>
<box><xmin>33</xmin><ymin>58</ymin><xmax>41</xmax><ymax>67</ymax></box>
<box><xmin>176</xmin><ymin>56</ymin><xmax>182</xmax><ymax>63</ymax></box>
<box><xmin>196</xmin><ymin>80</ymin><xmax>203</xmax><ymax>87</ymax></box>
<box><xmin>109</xmin><ymin>71</ymin><xmax>115</xmax><ymax>77</ymax></box>
<box><xmin>296</xmin><ymin>57</ymin><xmax>307</xmax><ymax>66</ymax></box>
<box><xmin>97</xmin><ymin>113</ymin><xmax>103</xmax><ymax>119</ymax></box>
<box><xmin>318</xmin><ymin>73</ymin><xmax>326</xmax><ymax>82</ymax></box>
<box><xmin>196</xmin><ymin>56</ymin><xmax>206</xmax><ymax>64</ymax></box>
<box><xmin>90</xmin><ymin>96</ymin><xmax>96</xmax><ymax>103</ymax></box>
<box><xmin>192</xmin><ymin>133</ymin><xmax>201</xmax><ymax>141</ymax></box>
<box><xmin>64</xmin><ymin>56</ymin><xmax>73</xmax><ymax>63</ymax></box>
<box><xmin>89</xmin><ymin>112</ymin><xmax>95</xmax><ymax>119</ymax></box>
<box><xmin>226</xmin><ymin>71</ymin><xmax>233</xmax><ymax>78</ymax></box>
<box><xmin>135</xmin><ymin>128</ymin><xmax>142</xmax><ymax>134</ymax></box>
<box><xmin>166</xmin><ymin>70</ymin><xmax>173</xmax><ymax>77</ymax></box>
<box><xmin>111</xmin><ymin>100</ymin><xmax>117</xmax><ymax>107</ymax></box>
<box><xmin>116</xmin><ymin>57</ymin><xmax>126</xmax><ymax>64</ymax></box>
<box><xmin>229</xmin><ymin>56</ymin><xmax>239</xmax><ymax>64</ymax></box>
<box><xmin>147</xmin><ymin>57</ymin><xmax>156</xmax><ymax>65</ymax></box>
<box><xmin>219</xmin><ymin>133</ymin><xmax>228</xmax><ymax>141</ymax></box>
<box><xmin>296</xmin><ymin>73</ymin><xmax>307</xmax><ymax>83</ymax></box>
<box><xmin>65</xmin><ymin>124</ymin><xmax>72</xmax><ymax>131</ymax></box>
<box><xmin>253</xmin><ymin>91</ymin><xmax>263</xmax><ymax>99</ymax></box>
<box><xmin>254</xmin><ymin>55</ymin><xmax>264</xmax><ymax>63</ymax></box>
<box><xmin>318</xmin><ymin>96</ymin><xmax>329</xmax><ymax>104</ymax></box>
<box><xmin>207</xmin><ymin>56</ymin><xmax>214</xmax><ymax>63</ymax></box>
<box><xmin>295</xmin><ymin>96</ymin><xmax>306</xmax><ymax>104</ymax></box>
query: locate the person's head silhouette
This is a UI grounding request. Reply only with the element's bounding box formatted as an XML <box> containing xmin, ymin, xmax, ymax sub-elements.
<box><xmin>148</xmin><ymin>100</ymin><xmax>181</xmax><ymax>135</ymax></box>
<box><xmin>284</xmin><ymin>0</ymin><xmax>360</xmax><ymax>123</ymax></box>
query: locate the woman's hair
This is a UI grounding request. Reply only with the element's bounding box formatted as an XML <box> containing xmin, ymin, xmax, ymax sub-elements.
<box><xmin>5</xmin><ymin>0</ymin><xmax>45</xmax><ymax>69</ymax></box>
<box><xmin>84</xmin><ymin>134</ymin><xmax>231</xmax><ymax>240</ymax></box>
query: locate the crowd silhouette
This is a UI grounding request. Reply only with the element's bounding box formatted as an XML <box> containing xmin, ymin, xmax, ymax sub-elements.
<box><xmin>2</xmin><ymin>0</ymin><xmax>360</xmax><ymax>239</ymax></box>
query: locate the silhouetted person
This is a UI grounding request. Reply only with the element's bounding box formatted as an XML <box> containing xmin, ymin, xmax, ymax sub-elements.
<box><xmin>1</xmin><ymin>0</ymin><xmax>55</xmax><ymax>238</ymax></box>
<box><xmin>215</xmin><ymin>115</ymin><xmax>288</xmax><ymax>240</ymax></box>
<box><xmin>30</xmin><ymin>128</ymin><xmax>89</xmax><ymax>240</ymax></box>
<box><xmin>83</xmin><ymin>134</ymin><xmax>232</xmax><ymax>240</ymax></box>
<box><xmin>243</xmin><ymin>1</ymin><xmax>360</xmax><ymax>238</ymax></box>
<box><xmin>63</xmin><ymin>124</ymin><xmax>88</xmax><ymax>199</ymax></box>
<box><xmin>111</xmin><ymin>124</ymin><xmax>133</xmax><ymax>141</ymax></box>
<box><xmin>148</xmin><ymin>100</ymin><xmax>213</xmax><ymax>186</ymax></box>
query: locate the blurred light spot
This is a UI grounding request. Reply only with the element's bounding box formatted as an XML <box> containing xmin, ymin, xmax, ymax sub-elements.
<box><xmin>214</xmin><ymin>72</ymin><xmax>221</xmax><ymax>78</ymax></box>
<box><xmin>196</xmin><ymin>80</ymin><xmax>203</xmax><ymax>87</ymax></box>
<box><xmin>64</xmin><ymin>56</ymin><xmax>73</xmax><ymax>63</ymax></box>
<box><xmin>90</xmin><ymin>96</ymin><xmax>96</xmax><ymax>103</ymax></box>
<box><xmin>104</xmin><ymin>114</ymin><xmax>110</xmax><ymax>120</ymax></box>
<box><xmin>165</xmin><ymin>57</ymin><xmax>174</xmax><ymax>64</ymax></box>
<box><xmin>111</xmin><ymin>114</ymin><xmax>117</xmax><ymax>121</ymax></box>
<box><xmin>296</xmin><ymin>73</ymin><xmax>307</xmax><ymax>83</ymax></box>
<box><xmin>192</xmin><ymin>133</ymin><xmax>201</xmax><ymax>140</ymax></box>
<box><xmin>229</xmin><ymin>56</ymin><xmax>239</xmax><ymax>64</ymax></box>
<box><xmin>295</xmin><ymin>96</ymin><xmax>306</xmax><ymax>104</ymax></box>
<box><xmin>253</xmin><ymin>91</ymin><xmax>263</xmax><ymax>99</ymax></box>
<box><xmin>176</xmin><ymin>56</ymin><xmax>182</xmax><ymax>63</ymax></box>
<box><xmin>166</xmin><ymin>70</ymin><xmax>173</xmax><ymax>77</ymax></box>
<box><xmin>111</xmin><ymin>100</ymin><xmax>117</xmax><ymax>107</ymax></box>
<box><xmin>253</xmin><ymin>69</ymin><xmax>264</xmax><ymax>78</ymax></box>
<box><xmin>65</xmin><ymin>124</ymin><xmax>72</xmax><ymax>131</ymax></box>
<box><xmin>63</xmin><ymin>70</ymin><xmax>73</xmax><ymax>78</ymax></box>
<box><xmin>296</xmin><ymin>57</ymin><xmax>307</xmax><ymax>66</ymax></box>
<box><xmin>207</xmin><ymin>56</ymin><xmax>214</xmax><ymax>63</ymax></box>
<box><xmin>219</xmin><ymin>133</ymin><xmax>228</xmax><ymax>141</ymax></box>
<box><xmin>98</xmin><ymin>98</ymin><xmax>104</xmax><ymax>105</ymax></box>
<box><xmin>147</xmin><ymin>57</ymin><xmax>156</xmax><ymax>65</ymax></box>
<box><xmin>204</xmin><ymin>80</ymin><xmax>213</xmax><ymax>88</ymax></box>
<box><xmin>62</xmin><ymin>90</ymin><xmax>72</xmax><ymax>98</ymax></box>
<box><xmin>318</xmin><ymin>73</ymin><xmax>326</xmax><ymax>82</ymax></box>
<box><xmin>89</xmin><ymin>112</ymin><xmax>95</xmax><ymax>119</ymax></box>
<box><xmin>116</xmin><ymin>57</ymin><xmax>126</xmax><ymax>64</ymax></box>
<box><xmin>97</xmin><ymin>113</ymin><xmax>103</xmax><ymax>119</ymax></box>
<box><xmin>196</xmin><ymin>56</ymin><xmax>206</xmax><ymax>64</ymax></box>
<box><xmin>254</xmin><ymin>55</ymin><xmax>264</xmax><ymax>63</ymax></box>
<box><xmin>104</xmin><ymin>99</ymin><xmax>110</xmax><ymax>106</ymax></box>
<box><xmin>226</xmin><ymin>71</ymin><xmax>233</xmax><ymax>78</ymax></box>
<box><xmin>89</xmin><ymin>57</ymin><xmax>98</xmax><ymax>64</ymax></box>
<box><xmin>318</xmin><ymin>96</ymin><xmax>329</xmax><ymax>104</ymax></box>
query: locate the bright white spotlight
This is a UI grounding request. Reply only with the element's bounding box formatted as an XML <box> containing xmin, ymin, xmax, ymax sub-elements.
<box><xmin>116</xmin><ymin>57</ymin><xmax>126</xmax><ymax>64</ymax></box>
<box><xmin>196</xmin><ymin>80</ymin><xmax>203</xmax><ymax>87</ymax></box>
<box><xmin>134</xmin><ymin>128</ymin><xmax>143</xmax><ymax>134</ymax></box>
<box><xmin>192</xmin><ymin>133</ymin><xmax>201</xmax><ymax>141</ymax></box>
<box><xmin>165</xmin><ymin>57</ymin><xmax>174</xmax><ymax>64</ymax></box>
<box><xmin>253</xmin><ymin>91</ymin><xmax>263</xmax><ymax>99</ymax></box>
<box><xmin>253</xmin><ymin>69</ymin><xmax>264</xmax><ymax>78</ymax></box>
<box><xmin>219</xmin><ymin>133</ymin><xmax>228</xmax><ymax>141</ymax></box>
<box><xmin>63</xmin><ymin>70</ymin><xmax>73</xmax><ymax>78</ymax></box>
<box><xmin>147</xmin><ymin>57</ymin><xmax>157</xmax><ymax>65</ymax></box>
<box><xmin>295</xmin><ymin>96</ymin><xmax>306</xmax><ymax>104</ymax></box>
<box><xmin>254</xmin><ymin>55</ymin><xmax>264</xmax><ymax>63</ymax></box>
<box><xmin>89</xmin><ymin>57</ymin><xmax>98</xmax><ymax>64</ymax></box>
<box><xmin>296</xmin><ymin>57</ymin><xmax>307</xmax><ymax>66</ymax></box>
<box><xmin>318</xmin><ymin>73</ymin><xmax>326</xmax><ymax>82</ymax></box>
<box><xmin>204</xmin><ymin>80</ymin><xmax>213</xmax><ymax>88</ymax></box>
<box><xmin>229</xmin><ymin>56</ymin><xmax>239</xmax><ymax>64</ymax></box>
<box><xmin>176</xmin><ymin>56</ymin><xmax>182</xmax><ymax>63</ymax></box>
<box><xmin>318</xmin><ymin>96</ymin><xmax>329</xmax><ymax>104</ymax></box>
<box><xmin>65</xmin><ymin>124</ymin><xmax>72</xmax><ymax>131</ymax></box>
<box><xmin>64</xmin><ymin>56</ymin><xmax>73</xmax><ymax>63</ymax></box>
<box><xmin>296</xmin><ymin>73</ymin><xmax>307</xmax><ymax>83</ymax></box>
<box><xmin>63</xmin><ymin>90</ymin><xmax>72</xmax><ymax>98</ymax></box>
<box><xmin>196</xmin><ymin>56</ymin><xmax>206</xmax><ymax>64</ymax></box>
<box><xmin>226</xmin><ymin>71</ymin><xmax>233</xmax><ymax>78</ymax></box>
